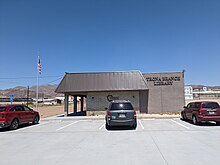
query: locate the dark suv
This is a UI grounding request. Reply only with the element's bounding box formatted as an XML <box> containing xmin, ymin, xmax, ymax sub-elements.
<box><xmin>181</xmin><ymin>101</ymin><xmax>220</xmax><ymax>125</ymax></box>
<box><xmin>105</xmin><ymin>100</ymin><xmax>137</xmax><ymax>129</ymax></box>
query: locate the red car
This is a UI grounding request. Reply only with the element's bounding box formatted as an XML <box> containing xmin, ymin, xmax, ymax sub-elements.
<box><xmin>181</xmin><ymin>101</ymin><xmax>220</xmax><ymax>125</ymax></box>
<box><xmin>0</xmin><ymin>104</ymin><xmax>40</xmax><ymax>130</ymax></box>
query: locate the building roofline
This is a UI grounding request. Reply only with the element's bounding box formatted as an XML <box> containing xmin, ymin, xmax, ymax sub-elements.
<box><xmin>65</xmin><ymin>70</ymin><xmax>141</xmax><ymax>75</ymax></box>
<box><xmin>55</xmin><ymin>73</ymin><xmax>67</xmax><ymax>93</ymax></box>
<box><xmin>142</xmin><ymin>71</ymin><xmax>183</xmax><ymax>74</ymax></box>
<box><xmin>137</xmin><ymin>70</ymin><xmax>149</xmax><ymax>89</ymax></box>
<box><xmin>56</xmin><ymin>88</ymin><xmax>148</xmax><ymax>94</ymax></box>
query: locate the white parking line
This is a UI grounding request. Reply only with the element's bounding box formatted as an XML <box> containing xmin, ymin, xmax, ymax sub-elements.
<box><xmin>138</xmin><ymin>120</ymin><xmax>145</xmax><ymax>130</ymax></box>
<box><xmin>14</xmin><ymin>121</ymin><xmax>50</xmax><ymax>131</ymax></box>
<box><xmin>171</xmin><ymin>119</ymin><xmax>189</xmax><ymax>129</ymax></box>
<box><xmin>141</xmin><ymin>118</ymin><xmax>155</xmax><ymax>121</ymax></box>
<box><xmin>99</xmin><ymin>123</ymin><xmax>106</xmax><ymax>130</ymax></box>
<box><xmin>56</xmin><ymin>121</ymin><xmax>79</xmax><ymax>131</ymax></box>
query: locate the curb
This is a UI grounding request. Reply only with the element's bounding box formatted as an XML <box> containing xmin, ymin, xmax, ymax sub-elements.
<box><xmin>41</xmin><ymin>114</ymin><xmax>180</xmax><ymax>121</ymax></box>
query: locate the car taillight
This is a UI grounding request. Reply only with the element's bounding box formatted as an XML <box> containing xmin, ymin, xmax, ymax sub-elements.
<box><xmin>107</xmin><ymin>111</ymin><xmax>110</xmax><ymax>117</ymax></box>
<box><xmin>134</xmin><ymin>111</ymin><xmax>136</xmax><ymax>117</ymax></box>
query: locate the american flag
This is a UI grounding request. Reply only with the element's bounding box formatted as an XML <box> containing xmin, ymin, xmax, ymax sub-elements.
<box><xmin>37</xmin><ymin>56</ymin><xmax>41</xmax><ymax>74</ymax></box>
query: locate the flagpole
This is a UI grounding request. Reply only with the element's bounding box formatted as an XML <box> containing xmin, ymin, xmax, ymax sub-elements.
<box><xmin>36</xmin><ymin>53</ymin><xmax>40</xmax><ymax>111</ymax></box>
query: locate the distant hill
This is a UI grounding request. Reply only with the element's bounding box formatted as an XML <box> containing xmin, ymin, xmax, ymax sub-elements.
<box><xmin>0</xmin><ymin>84</ymin><xmax>62</xmax><ymax>98</ymax></box>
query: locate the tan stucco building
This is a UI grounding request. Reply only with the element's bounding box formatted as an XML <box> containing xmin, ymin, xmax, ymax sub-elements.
<box><xmin>55</xmin><ymin>71</ymin><xmax>185</xmax><ymax>115</ymax></box>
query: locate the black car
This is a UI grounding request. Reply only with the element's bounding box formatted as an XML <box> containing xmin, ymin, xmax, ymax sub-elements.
<box><xmin>105</xmin><ymin>100</ymin><xmax>137</xmax><ymax>129</ymax></box>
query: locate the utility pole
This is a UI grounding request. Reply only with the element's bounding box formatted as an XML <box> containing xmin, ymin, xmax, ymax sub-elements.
<box><xmin>42</xmin><ymin>93</ymin><xmax>44</xmax><ymax>102</ymax></box>
<box><xmin>27</xmin><ymin>86</ymin><xmax>29</xmax><ymax>106</ymax></box>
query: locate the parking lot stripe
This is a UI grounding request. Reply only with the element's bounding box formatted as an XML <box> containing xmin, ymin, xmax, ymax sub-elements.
<box><xmin>171</xmin><ymin>119</ymin><xmax>189</xmax><ymax>129</ymax></box>
<box><xmin>13</xmin><ymin>122</ymin><xmax>50</xmax><ymax>132</ymax></box>
<box><xmin>56</xmin><ymin>121</ymin><xmax>79</xmax><ymax>131</ymax></box>
<box><xmin>138</xmin><ymin>120</ymin><xmax>145</xmax><ymax>130</ymax></box>
<box><xmin>141</xmin><ymin>119</ymin><xmax>155</xmax><ymax>121</ymax></box>
<box><xmin>99</xmin><ymin>123</ymin><xmax>106</xmax><ymax>130</ymax></box>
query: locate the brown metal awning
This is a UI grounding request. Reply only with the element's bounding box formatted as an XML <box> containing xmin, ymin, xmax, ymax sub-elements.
<box><xmin>55</xmin><ymin>71</ymin><xmax>148</xmax><ymax>93</ymax></box>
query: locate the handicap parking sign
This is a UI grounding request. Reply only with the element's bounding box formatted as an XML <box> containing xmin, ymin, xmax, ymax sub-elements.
<box><xmin>10</xmin><ymin>95</ymin><xmax>14</xmax><ymax>102</ymax></box>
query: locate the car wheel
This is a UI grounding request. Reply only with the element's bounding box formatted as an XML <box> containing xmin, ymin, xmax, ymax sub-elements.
<box><xmin>192</xmin><ymin>115</ymin><xmax>198</xmax><ymax>125</ymax></box>
<box><xmin>33</xmin><ymin>115</ymin><xmax>39</xmax><ymax>125</ymax></box>
<box><xmin>132</xmin><ymin>124</ymin><xmax>137</xmax><ymax>129</ymax></box>
<box><xmin>10</xmin><ymin>119</ymin><xmax>19</xmax><ymax>130</ymax></box>
<box><xmin>105</xmin><ymin>122</ymin><xmax>111</xmax><ymax>130</ymax></box>
<box><xmin>180</xmin><ymin>112</ymin><xmax>186</xmax><ymax>121</ymax></box>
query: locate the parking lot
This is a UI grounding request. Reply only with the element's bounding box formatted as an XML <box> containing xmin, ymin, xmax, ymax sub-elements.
<box><xmin>1</xmin><ymin>118</ymin><xmax>220</xmax><ymax>165</ymax></box>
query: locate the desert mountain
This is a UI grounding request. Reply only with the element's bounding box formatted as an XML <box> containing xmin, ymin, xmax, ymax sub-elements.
<box><xmin>0</xmin><ymin>84</ymin><xmax>62</xmax><ymax>98</ymax></box>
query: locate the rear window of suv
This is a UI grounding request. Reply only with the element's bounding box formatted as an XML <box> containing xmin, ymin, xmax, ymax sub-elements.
<box><xmin>0</xmin><ymin>107</ymin><xmax>6</xmax><ymax>112</ymax></box>
<box><xmin>202</xmin><ymin>102</ymin><xmax>219</xmax><ymax>109</ymax></box>
<box><xmin>110</xmin><ymin>103</ymin><xmax>134</xmax><ymax>110</ymax></box>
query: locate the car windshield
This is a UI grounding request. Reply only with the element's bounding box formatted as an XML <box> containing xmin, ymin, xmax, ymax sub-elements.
<box><xmin>202</xmin><ymin>103</ymin><xmax>219</xmax><ymax>109</ymax></box>
<box><xmin>0</xmin><ymin>107</ymin><xmax>6</xmax><ymax>112</ymax></box>
<box><xmin>110</xmin><ymin>103</ymin><xmax>134</xmax><ymax>110</ymax></box>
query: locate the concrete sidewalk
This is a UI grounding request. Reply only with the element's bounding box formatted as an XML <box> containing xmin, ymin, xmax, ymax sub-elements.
<box><xmin>42</xmin><ymin>113</ymin><xmax>181</xmax><ymax>121</ymax></box>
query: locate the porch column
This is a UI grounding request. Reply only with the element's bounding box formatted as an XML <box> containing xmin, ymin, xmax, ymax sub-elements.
<box><xmin>64</xmin><ymin>94</ymin><xmax>69</xmax><ymax>116</ymax></box>
<box><xmin>74</xmin><ymin>96</ymin><xmax>77</xmax><ymax>114</ymax></box>
<box><xmin>81</xmin><ymin>96</ymin><xmax>84</xmax><ymax>112</ymax></box>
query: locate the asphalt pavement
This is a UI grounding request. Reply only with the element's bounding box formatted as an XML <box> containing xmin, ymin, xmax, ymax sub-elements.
<box><xmin>1</xmin><ymin>117</ymin><xmax>220</xmax><ymax>165</ymax></box>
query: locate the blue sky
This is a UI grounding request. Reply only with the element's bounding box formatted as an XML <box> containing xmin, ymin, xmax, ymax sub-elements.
<box><xmin>0</xmin><ymin>0</ymin><xmax>220</xmax><ymax>89</ymax></box>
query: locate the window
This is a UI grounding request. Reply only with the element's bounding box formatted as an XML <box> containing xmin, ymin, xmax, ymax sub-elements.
<box><xmin>16</xmin><ymin>106</ymin><xmax>24</xmax><ymax>111</ymax></box>
<box><xmin>110</xmin><ymin>103</ymin><xmax>134</xmax><ymax>110</ymax></box>
<box><xmin>187</xmin><ymin>103</ymin><xmax>191</xmax><ymax>108</ymax></box>
<box><xmin>202</xmin><ymin>102</ymin><xmax>219</xmax><ymax>109</ymax></box>
<box><xmin>10</xmin><ymin>106</ymin><xmax>24</xmax><ymax>112</ymax></box>
<box><xmin>9</xmin><ymin>107</ymin><xmax>16</xmax><ymax>111</ymax></box>
<box><xmin>195</xmin><ymin>103</ymin><xmax>201</xmax><ymax>108</ymax></box>
<box><xmin>187</xmin><ymin>103</ymin><xmax>193</xmax><ymax>108</ymax></box>
<box><xmin>0</xmin><ymin>107</ymin><xmax>6</xmax><ymax>112</ymax></box>
<box><xmin>187</xmin><ymin>103</ymin><xmax>198</xmax><ymax>108</ymax></box>
<box><xmin>23</xmin><ymin>106</ymin><xmax>31</xmax><ymax>112</ymax></box>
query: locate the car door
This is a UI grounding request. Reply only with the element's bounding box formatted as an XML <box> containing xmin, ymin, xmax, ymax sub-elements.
<box><xmin>23</xmin><ymin>106</ymin><xmax>35</xmax><ymax>122</ymax></box>
<box><xmin>14</xmin><ymin>106</ymin><xmax>26</xmax><ymax>123</ymax></box>
<box><xmin>189</xmin><ymin>103</ymin><xmax>196</xmax><ymax>120</ymax></box>
<box><xmin>185</xmin><ymin>103</ymin><xmax>193</xmax><ymax>119</ymax></box>
<box><xmin>194</xmin><ymin>102</ymin><xmax>201</xmax><ymax>117</ymax></box>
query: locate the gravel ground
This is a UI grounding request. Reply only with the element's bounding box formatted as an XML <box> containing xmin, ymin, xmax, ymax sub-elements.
<box><xmin>37</xmin><ymin>105</ymin><xmax>64</xmax><ymax>118</ymax></box>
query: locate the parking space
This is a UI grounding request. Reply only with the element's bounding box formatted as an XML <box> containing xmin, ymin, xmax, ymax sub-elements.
<box><xmin>1</xmin><ymin>118</ymin><xmax>220</xmax><ymax>165</ymax></box>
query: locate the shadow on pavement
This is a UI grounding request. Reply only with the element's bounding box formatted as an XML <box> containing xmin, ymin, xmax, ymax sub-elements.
<box><xmin>106</xmin><ymin>125</ymin><xmax>136</xmax><ymax>131</ymax></box>
<box><xmin>181</xmin><ymin>119</ymin><xmax>220</xmax><ymax>127</ymax></box>
<box><xmin>0</xmin><ymin>123</ymin><xmax>39</xmax><ymax>132</ymax></box>
<box><xmin>58</xmin><ymin>111</ymin><xmax>86</xmax><ymax>117</ymax></box>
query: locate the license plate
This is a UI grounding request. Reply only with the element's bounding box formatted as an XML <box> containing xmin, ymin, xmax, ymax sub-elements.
<box><xmin>119</xmin><ymin>114</ymin><xmax>126</xmax><ymax>118</ymax></box>
<box><xmin>208</xmin><ymin>111</ymin><xmax>216</xmax><ymax>115</ymax></box>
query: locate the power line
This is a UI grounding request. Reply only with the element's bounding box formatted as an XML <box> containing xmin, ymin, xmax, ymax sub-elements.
<box><xmin>45</xmin><ymin>77</ymin><xmax>63</xmax><ymax>84</ymax></box>
<box><xmin>0</xmin><ymin>76</ymin><xmax>63</xmax><ymax>89</ymax></box>
<box><xmin>0</xmin><ymin>75</ymin><xmax>63</xmax><ymax>80</ymax></box>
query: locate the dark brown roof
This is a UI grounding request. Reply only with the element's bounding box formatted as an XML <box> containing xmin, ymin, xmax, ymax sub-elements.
<box><xmin>55</xmin><ymin>71</ymin><xmax>148</xmax><ymax>93</ymax></box>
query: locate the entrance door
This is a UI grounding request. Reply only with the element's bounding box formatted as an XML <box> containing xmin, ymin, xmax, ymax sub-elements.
<box><xmin>139</xmin><ymin>90</ymin><xmax>149</xmax><ymax>113</ymax></box>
